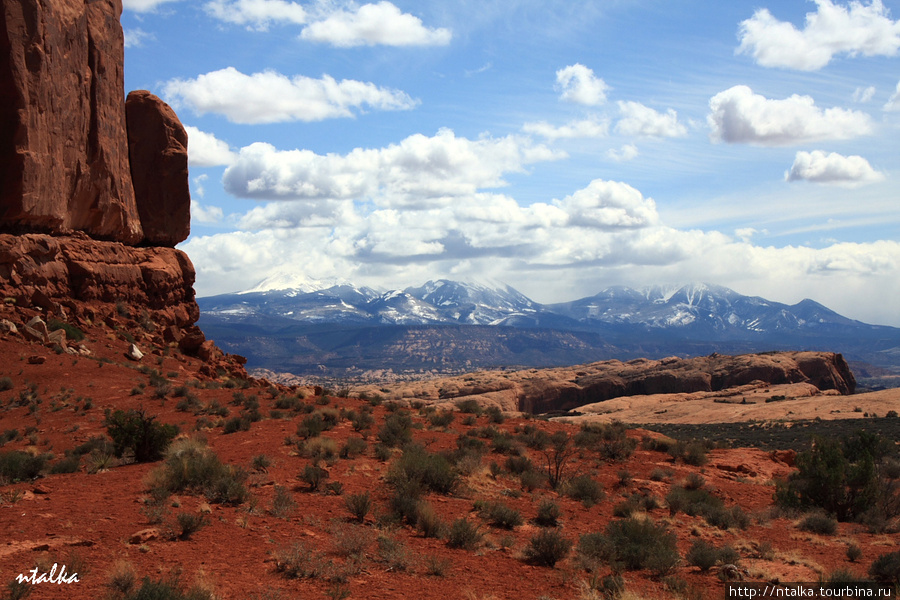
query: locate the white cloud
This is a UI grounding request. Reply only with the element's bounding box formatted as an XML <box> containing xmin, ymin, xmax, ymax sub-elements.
<box><xmin>163</xmin><ymin>67</ymin><xmax>417</xmax><ymax>124</ymax></box>
<box><xmin>853</xmin><ymin>85</ymin><xmax>876</xmax><ymax>102</ymax></box>
<box><xmin>221</xmin><ymin>129</ymin><xmax>564</xmax><ymax>206</ymax></box>
<box><xmin>124</xmin><ymin>28</ymin><xmax>153</xmax><ymax>48</ymax></box>
<box><xmin>786</xmin><ymin>150</ymin><xmax>885</xmax><ymax>186</ymax></box>
<box><xmin>708</xmin><ymin>85</ymin><xmax>873</xmax><ymax>146</ymax></box>
<box><xmin>737</xmin><ymin>0</ymin><xmax>900</xmax><ymax>71</ymax></box>
<box><xmin>521</xmin><ymin>117</ymin><xmax>609</xmax><ymax>141</ymax></box>
<box><xmin>191</xmin><ymin>200</ymin><xmax>225</xmax><ymax>224</ymax></box>
<box><xmin>615</xmin><ymin>101</ymin><xmax>687</xmax><ymax>138</ymax></box>
<box><xmin>885</xmin><ymin>80</ymin><xmax>900</xmax><ymax>110</ymax></box>
<box><xmin>555</xmin><ymin>64</ymin><xmax>609</xmax><ymax>106</ymax></box>
<box><xmin>607</xmin><ymin>144</ymin><xmax>639</xmax><ymax>162</ymax></box>
<box><xmin>184</xmin><ymin>126</ymin><xmax>237</xmax><ymax>167</ymax></box>
<box><xmin>204</xmin><ymin>0</ymin><xmax>307</xmax><ymax>30</ymax></box>
<box><xmin>299</xmin><ymin>2</ymin><xmax>451</xmax><ymax>47</ymax></box>
<box><xmin>192</xmin><ymin>174</ymin><xmax>209</xmax><ymax>199</ymax></box>
<box><xmin>123</xmin><ymin>0</ymin><xmax>180</xmax><ymax>12</ymax></box>
<box><xmin>553</xmin><ymin>179</ymin><xmax>659</xmax><ymax>230</ymax></box>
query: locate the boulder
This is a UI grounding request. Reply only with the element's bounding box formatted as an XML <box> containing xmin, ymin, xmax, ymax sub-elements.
<box><xmin>0</xmin><ymin>0</ymin><xmax>142</xmax><ymax>243</ymax></box>
<box><xmin>125</xmin><ymin>90</ymin><xmax>191</xmax><ymax>247</ymax></box>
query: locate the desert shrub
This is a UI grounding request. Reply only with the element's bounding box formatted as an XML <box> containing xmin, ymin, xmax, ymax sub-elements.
<box><xmin>273</xmin><ymin>395</ymin><xmax>303</xmax><ymax>411</ymax></box>
<box><xmin>350</xmin><ymin>411</ymin><xmax>374</xmax><ymax>433</ymax></box>
<box><xmin>274</xmin><ymin>542</ymin><xmax>326</xmax><ymax>579</ymax></box>
<box><xmin>344</xmin><ymin>492</ymin><xmax>372</xmax><ymax>523</ymax></box>
<box><xmin>250</xmin><ymin>454</ymin><xmax>272</xmax><ymax>472</ymax></box>
<box><xmin>374</xmin><ymin>443</ymin><xmax>392</xmax><ymax>461</ymax></box>
<box><xmin>485</xmin><ymin>406</ymin><xmax>505</xmax><ymax>424</ymax></box>
<box><xmin>428</xmin><ymin>411</ymin><xmax>455</xmax><ymax>428</ymax></box>
<box><xmin>666</xmin><ymin>485</ymin><xmax>723</xmax><ymax>517</ymax></box>
<box><xmin>542</xmin><ymin>431</ymin><xmax>576</xmax><ymax>489</ymax></box>
<box><xmin>48</xmin><ymin>319</ymin><xmax>85</xmax><ymax>342</ymax></box>
<box><xmin>519</xmin><ymin>469</ymin><xmax>546</xmax><ymax>492</ymax></box>
<box><xmin>535</xmin><ymin>499</ymin><xmax>562</xmax><ymax>527</ymax></box>
<box><xmin>847</xmin><ymin>543</ymin><xmax>862</xmax><ymax>562</ymax></box>
<box><xmin>524</xmin><ymin>528</ymin><xmax>572</xmax><ymax>567</ymax></box>
<box><xmin>148</xmin><ymin>437</ymin><xmax>248</xmax><ymax>505</ymax></box>
<box><xmin>505</xmin><ymin>455</ymin><xmax>535</xmax><ymax>475</ymax></box>
<box><xmin>416</xmin><ymin>501</ymin><xmax>447</xmax><ymax>539</ymax></box>
<box><xmin>223</xmin><ymin>416</ymin><xmax>251</xmax><ymax>434</ymax></box>
<box><xmin>868</xmin><ymin>551</ymin><xmax>900</xmax><ymax>586</ymax></box>
<box><xmin>377</xmin><ymin>411</ymin><xmax>413</xmax><ymax>448</ymax></box>
<box><xmin>331</xmin><ymin>522</ymin><xmax>374</xmax><ymax>560</ymax></box>
<box><xmin>518</xmin><ymin>424</ymin><xmax>550</xmax><ymax>450</ymax></box>
<box><xmin>105</xmin><ymin>408</ymin><xmax>178</xmax><ymax>463</ymax></box>
<box><xmin>686</xmin><ymin>540</ymin><xmax>719</xmax><ymax>572</ymax></box>
<box><xmin>270</xmin><ymin>485</ymin><xmax>296</xmax><ymax>519</ymax></box>
<box><xmin>297</xmin><ymin>414</ymin><xmax>325</xmax><ymax>439</ymax></box>
<box><xmin>175</xmin><ymin>512</ymin><xmax>207</xmax><ymax>540</ymax></box>
<box><xmin>0</xmin><ymin>450</ymin><xmax>47</xmax><ymax>482</ymax></box>
<box><xmin>0</xmin><ymin>377</ymin><xmax>13</xmax><ymax>392</ymax></box>
<box><xmin>575</xmin><ymin>422</ymin><xmax>638</xmax><ymax>462</ymax></box>
<box><xmin>446</xmin><ymin>518</ymin><xmax>482</xmax><ymax>550</ymax></box>
<box><xmin>299</xmin><ymin>464</ymin><xmax>328</xmax><ymax>491</ymax></box>
<box><xmin>666</xmin><ymin>439</ymin><xmax>709</xmax><ymax>466</ymax></box>
<box><xmin>114</xmin><ymin>574</ymin><xmax>215</xmax><ymax>600</ymax></box>
<box><xmin>799</xmin><ymin>511</ymin><xmax>838</xmax><ymax>535</ymax></box>
<box><xmin>776</xmin><ymin>430</ymin><xmax>899</xmax><ymax>522</ymax></box>
<box><xmin>376</xmin><ymin>533</ymin><xmax>411</xmax><ymax>571</ymax></box>
<box><xmin>455</xmin><ymin>399</ymin><xmax>483</xmax><ymax>415</ymax></box>
<box><xmin>477</xmin><ymin>501</ymin><xmax>523</xmax><ymax>529</ymax></box>
<box><xmin>578</xmin><ymin>517</ymin><xmax>680</xmax><ymax>576</ymax></box>
<box><xmin>340</xmin><ymin>437</ymin><xmax>367</xmax><ymax>459</ymax></box>
<box><xmin>564</xmin><ymin>474</ymin><xmax>605</xmax><ymax>507</ymax></box>
<box><xmin>704</xmin><ymin>504</ymin><xmax>751</xmax><ymax>530</ymax></box>
<box><xmin>491</xmin><ymin>433</ymin><xmax>519</xmax><ymax>455</ymax></box>
<box><xmin>49</xmin><ymin>454</ymin><xmax>81</xmax><ymax>474</ymax></box>
<box><xmin>387</xmin><ymin>444</ymin><xmax>458</xmax><ymax>495</ymax></box>
<box><xmin>300</xmin><ymin>437</ymin><xmax>338</xmax><ymax>462</ymax></box>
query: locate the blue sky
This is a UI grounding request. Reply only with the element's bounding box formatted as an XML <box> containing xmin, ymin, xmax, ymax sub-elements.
<box><xmin>122</xmin><ymin>0</ymin><xmax>900</xmax><ymax>326</ymax></box>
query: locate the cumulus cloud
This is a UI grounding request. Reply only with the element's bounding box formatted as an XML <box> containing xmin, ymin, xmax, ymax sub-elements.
<box><xmin>299</xmin><ymin>2</ymin><xmax>451</xmax><ymax>47</ymax></box>
<box><xmin>786</xmin><ymin>150</ymin><xmax>885</xmax><ymax>185</ymax></box>
<box><xmin>163</xmin><ymin>67</ymin><xmax>417</xmax><ymax>124</ymax></box>
<box><xmin>191</xmin><ymin>200</ymin><xmax>225</xmax><ymax>224</ymax></box>
<box><xmin>521</xmin><ymin>117</ymin><xmax>609</xmax><ymax>140</ymax></box>
<box><xmin>184</xmin><ymin>126</ymin><xmax>238</xmax><ymax>167</ymax></box>
<box><xmin>885</xmin><ymin>80</ymin><xmax>900</xmax><ymax>110</ymax></box>
<box><xmin>853</xmin><ymin>85</ymin><xmax>876</xmax><ymax>102</ymax></box>
<box><xmin>615</xmin><ymin>101</ymin><xmax>687</xmax><ymax>138</ymax></box>
<box><xmin>708</xmin><ymin>85</ymin><xmax>873</xmax><ymax>146</ymax></box>
<box><xmin>124</xmin><ymin>28</ymin><xmax>153</xmax><ymax>48</ymax></box>
<box><xmin>204</xmin><ymin>0</ymin><xmax>307</xmax><ymax>30</ymax></box>
<box><xmin>222</xmin><ymin>129</ymin><xmax>564</xmax><ymax>206</ymax></box>
<box><xmin>556</xmin><ymin>64</ymin><xmax>609</xmax><ymax>106</ymax></box>
<box><xmin>554</xmin><ymin>180</ymin><xmax>659</xmax><ymax>230</ymax></box>
<box><xmin>737</xmin><ymin>0</ymin><xmax>900</xmax><ymax>71</ymax></box>
<box><xmin>123</xmin><ymin>0</ymin><xmax>180</xmax><ymax>12</ymax></box>
<box><xmin>607</xmin><ymin>144</ymin><xmax>639</xmax><ymax>162</ymax></box>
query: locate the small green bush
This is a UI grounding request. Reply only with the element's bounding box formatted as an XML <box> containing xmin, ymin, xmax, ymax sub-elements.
<box><xmin>344</xmin><ymin>492</ymin><xmax>372</xmax><ymax>522</ymax></box>
<box><xmin>535</xmin><ymin>499</ymin><xmax>561</xmax><ymax>527</ymax></box>
<box><xmin>446</xmin><ymin>518</ymin><xmax>482</xmax><ymax>550</ymax></box>
<box><xmin>274</xmin><ymin>542</ymin><xmax>326</xmax><ymax>579</ymax></box>
<box><xmin>868</xmin><ymin>550</ymin><xmax>900</xmax><ymax>586</ymax></box>
<box><xmin>387</xmin><ymin>445</ymin><xmax>458</xmax><ymax>495</ymax></box>
<box><xmin>175</xmin><ymin>512</ymin><xmax>207</xmax><ymax>540</ymax></box>
<box><xmin>377</xmin><ymin>411</ymin><xmax>413</xmax><ymax>448</ymax></box>
<box><xmin>148</xmin><ymin>437</ymin><xmax>248</xmax><ymax>505</ymax></box>
<box><xmin>686</xmin><ymin>540</ymin><xmax>720</xmax><ymax>572</ymax></box>
<box><xmin>299</xmin><ymin>464</ymin><xmax>328</xmax><ymax>491</ymax></box>
<box><xmin>49</xmin><ymin>455</ymin><xmax>81</xmax><ymax>474</ymax></box>
<box><xmin>0</xmin><ymin>450</ymin><xmax>47</xmax><ymax>482</ymax></box>
<box><xmin>505</xmin><ymin>455</ymin><xmax>535</xmax><ymax>475</ymax></box>
<box><xmin>578</xmin><ymin>517</ymin><xmax>680</xmax><ymax>576</ymax></box>
<box><xmin>799</xmin><ymin>512</ymin><xmax>838</xmax><ymax>535</ymax></box>
<box><xmin>416</xmin><ymin>502</ymin><xmax>447</xmax><ymax>539</ymax></box>
<box><xmin>270</xmin><ymin>485</ymin><xmax>296</xmax><ymax>519</ymax></box>
<box><xmin>564</xmin><ymin>474</ymin><xmax>605</xmax><ymax>507</ymax></box>
<box><xmin>524</xmin><ymin>528</ymin><xmax>572</xmax><ymax>567</ymax></box>
<box><xmin>340</xmin><ymin>437</ymin><xmax>367</xmax><ymax>459</ymax></box>
<box><xmin>428</xmin><ymin>411</ymin><xmax>455</xmax><ymax>428</ymax></box>
<box><xmin>455</xmin><ymin>399</ymin><xmax>483</xmax><ymax>415</ymax></box>
<box><xmin>477</xmin><ymin>501</ymin><xmax>523</xmax><ymax>529</ymax></box>
<box><xmin>105</xmin><ymin>408</ymin><xmax>178</xmax><ymax>463</ymax></box>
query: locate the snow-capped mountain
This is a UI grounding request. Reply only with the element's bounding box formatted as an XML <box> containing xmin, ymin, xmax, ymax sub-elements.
<box><xmin>198</xmin><ymin>280</ymin><xmax>900</xmax><ymax>377</ymax></box>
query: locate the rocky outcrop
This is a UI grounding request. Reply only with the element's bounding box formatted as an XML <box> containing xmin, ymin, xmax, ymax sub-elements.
<box><xmin>126</xmin><ymin>90</ymin><xmax>190</xmax><ymax>247</ymax></box>
<box><xmin>0</xmin><ymin>0</ymin><xmax>143</xmax><ymax>243</ymax></box>
<box><xmin>366</xmin><ymin>351</ymin><xmax>857</xmax><ymax>414</ymax></box>
<box><xmin>0</xmin><ymin>233</ymin><xmax>198</xmax><ymax>329</ymax></box>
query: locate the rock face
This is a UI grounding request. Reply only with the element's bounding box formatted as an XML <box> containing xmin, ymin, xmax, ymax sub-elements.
<box><xmin>0</xmin><ymin>0</ymin><xmax>143</xmax><ymax>243</ymax></box>
<box><xmin>0</xmin><ymin>233</ymin><xmax>198</xmax><ymax>329</ymax></box>
<box><xmin>366</xmin><ymin>351</ymin><xmax>857</xmax><ymax>414</ymax></box>
<box><xmin>126</xmin><ymin>90</ymin><xmax>190</xmax><ymax>247</ymax></box>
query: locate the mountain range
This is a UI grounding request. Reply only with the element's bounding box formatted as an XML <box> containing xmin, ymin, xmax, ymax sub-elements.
<box><xmin>198</xmin><ymin>277</ymin><xmax>900</xmax><ymax>383</ymax></box>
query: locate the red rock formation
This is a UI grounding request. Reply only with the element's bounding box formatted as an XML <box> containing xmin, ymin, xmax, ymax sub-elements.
<box><xmin>126</xmin><ymin>90</ymin><xmax>191</xmax><ymax>247</ymax></box>
<box><xmin>0</xmin><ymin>0</ymin><xmax>143</xmax><ymax>243</ymax></box>
<box><xmin>0</xmin><ymin>232</ymin><xmax>197</xmax><ymax>329</ymax></box>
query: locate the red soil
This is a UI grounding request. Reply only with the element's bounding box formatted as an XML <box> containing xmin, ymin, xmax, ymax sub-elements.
<box><xmin>0</xmin><ymin>319</ymin><xmax>896</xmax><ymax>600</ymax></box>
